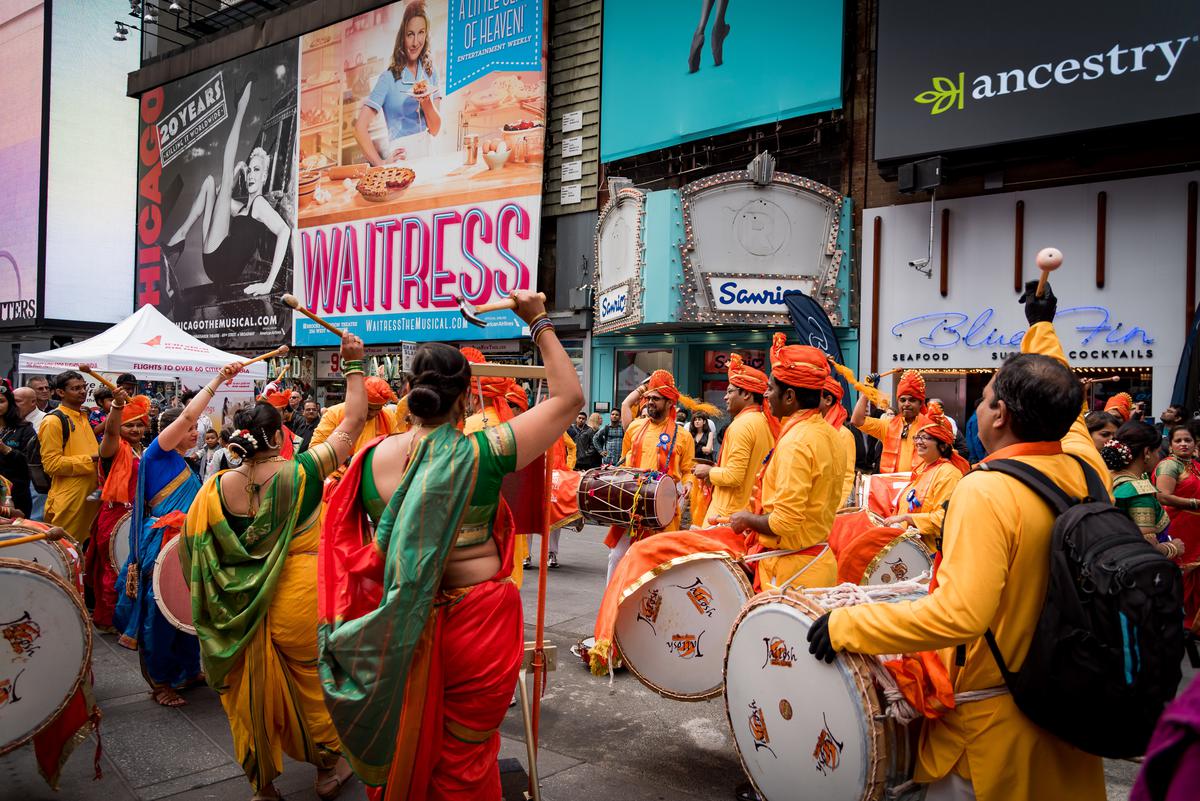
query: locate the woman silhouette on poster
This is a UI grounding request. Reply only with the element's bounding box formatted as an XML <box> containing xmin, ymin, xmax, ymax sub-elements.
<box><xmin>353</xmin><ymin>1</ymin><xmax>443</xmax><ymax>166</ymax></box>
<box><xmin>689</xmin><ymin>0</ymin><xmax>732</xmax><ymax>73</ymax></box>
<box><xmin>162</xmin><ymin>81</ymin><xmax>291</xmax><ymax>298</ymax></box>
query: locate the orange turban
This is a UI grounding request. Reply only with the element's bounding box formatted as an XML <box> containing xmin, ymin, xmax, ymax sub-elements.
<box><xmin>769</xmin><ymin>332</ymin><xmax>829</xmax><ymax>390</ymax></box>
<box><xmin>121</xmin><ymin>395</ymin><xmax>151</xmax><ymax>424</ymax></box>
<box><xmin>505</xmin><ymin>384</ymin><xmax>530</xmax><ymax>413</ymax></box>
<box><xmin>727</xmin><ymin>354</ymin><xmax>768</xmax><ymax>395</ymax></box>
<box><xmin>260</xmin><ymin>388</ymin><xmax>291</xmax><ymax>409</ymax></box>
<box><xmin>1104</xmin><ymin>392</ymin><xmax>1133</xmax><ymax>422</ymax></box>
<box><xmin>365</xmin><ymin>376</ymin><xmax>398</xmax><ymax>405</ymax></box>
<box><xmin>897</xmin><ymin>370</ymin><xmax>927</xmax><ymax>404</ymax></box>
<box><xmin>822</xmin><ymin>376</ymin><xmax>847</xmax><ymax>429</ymax></box>
<box><xmin>645</xmin><ymin>369</ymin><xmax>680</xmax><ymax>402</ymax></box>
<box><xmin>919</xmin><ymin>406</ymin><xmax>970</xmax><ymax>475</ymax></box>
<box><xmin>461</xmin><ymin>346</ymin><xmax>519</xmax><ymax>421</ymax></box>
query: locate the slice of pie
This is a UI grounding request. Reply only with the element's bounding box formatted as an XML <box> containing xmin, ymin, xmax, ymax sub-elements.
<box><xmin>357</xmin><ymin>167</ymin><xmax>416</xmax><ymax>202</ymax></box>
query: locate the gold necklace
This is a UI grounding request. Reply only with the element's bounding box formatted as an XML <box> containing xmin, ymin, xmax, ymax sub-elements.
<box><xmin>238</xmin><ymin>456</ymin><xmax>286</xmax><ymax>515</ymax></box>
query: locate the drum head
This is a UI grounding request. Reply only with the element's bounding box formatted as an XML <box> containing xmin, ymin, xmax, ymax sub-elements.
<box><xmin>108</xmin><ymin>512</ymin><xmax>133</xmax><ymax>572</ymax></box>
<box><xmin>864</xmin><ymin>536</ymin><xmax>933</xmax><ymax>586</ymax></box>
<box><xmin>153</xmin><ymin>535</ymin><xmax>195</xmax><ymax>635</ymax></box>
<box><xmin>0</xmin><ymin>559</ymin><xmax>92</xmax><ymax>756</ymax></box>
<box><xmin>0</xmin><ymin>528</ymin><xmax>74</xmax><ymax>585</ymax></box>
<box><xmin>724</xmin><ymin>594</ymin><xmax>885</xmax><ymax>801</ymax></box>
<box><xmin>616</xmin><ymin>554</ymin><xmax>750</xmax><ymax>700</ymax></box>
<box><xmin>650</xmin><ymin>477</ymin><xmax>679</xmax><ymax>529</ymax></box>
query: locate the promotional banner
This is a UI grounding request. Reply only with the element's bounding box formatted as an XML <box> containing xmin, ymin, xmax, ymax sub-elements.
<box><xmin>600</xmin><ymin>0</ymin><xmax>843</xmax><ymax>162</ymax></box>
<box><xmin>292</xmin><ymin>0</ymin><xmax>546</xmax><ymax>346</ymax></box>
<box><xmin>135</xmin><ymin>41</ymin><xmax>299</xmax><ymax>350</ymax></box>
<box><xmin>875</xmin><ymin>0</ymin><xmax>1200</xmax><ymax>161</ymax></box>
<box><xmin>0</xmin><ymin>1</ymin><xmax>43</xmax><ymax>326</ymax></box>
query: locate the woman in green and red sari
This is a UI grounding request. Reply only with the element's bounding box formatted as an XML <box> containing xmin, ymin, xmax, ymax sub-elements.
<box><xmin>1154</xmin><ymin>425</ymin><xmax>1200</xmax><ymax>631</ymax></box>
<box><xmin>318</xmin><ymin>291</ymin><xmax>583</xmax><ymax>801</ymax></box>
<box><xmin>182</xmin><ymin>333</ymin><xmax>367</xmax><ymax>801</ymax></box>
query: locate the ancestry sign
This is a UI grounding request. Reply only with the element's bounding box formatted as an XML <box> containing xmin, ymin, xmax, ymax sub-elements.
<box><xmin>874</xmin><ymin>0</ymin><xmax>1200</xmax><ymax>161</ymax></box>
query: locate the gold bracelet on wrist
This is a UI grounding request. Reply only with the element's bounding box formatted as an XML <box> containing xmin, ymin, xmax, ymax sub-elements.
<box><xmin>528</xmin><ymin>311</ymin><xmax>549</xmax><ymax>325</ymax></box>
<box><xmin>202</xmin><ymin>385</ymin><xmax>216</xmax><ymax>396</ymax></box>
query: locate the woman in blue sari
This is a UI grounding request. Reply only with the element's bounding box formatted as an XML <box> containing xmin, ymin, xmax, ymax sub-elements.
<box><xmin>115</xmin><ymin>368</ymin><xmax>237</xmax><ymax>706</ymax></box>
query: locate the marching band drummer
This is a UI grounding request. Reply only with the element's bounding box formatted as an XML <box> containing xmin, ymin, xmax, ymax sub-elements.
<box><xmin>606</xmin><ymin>370</ymin><xmax>703</xmax><ymax>581</ymax></box>
<box><xmin>729</xmin><ymin>334</ymin><xmax>845</xmax><ymax>590</ymax></box>
<box><xmin>852</xmin><ymin>369</ymin><xmax>932</xmax><ymax>474</ymax></box>
<box><xmin>880</xmin><ymin>403</ymin><xmax>971</xmax><ymax>552</ymax></box>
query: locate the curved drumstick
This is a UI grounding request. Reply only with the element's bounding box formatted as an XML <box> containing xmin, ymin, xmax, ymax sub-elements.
<box><xmin>240</xmin><ymin>345</ymin><xmax>289</xmax><ymax>368</ymax></box>
<box><xmin>281</xmin><ymin>294</ymin><xmax>347</xmax><ymax>338</ymax></box>
<box><xmin>78</xmin><ymin>365</ymin><xmax>118</xmax><ymax>392</ymax></box>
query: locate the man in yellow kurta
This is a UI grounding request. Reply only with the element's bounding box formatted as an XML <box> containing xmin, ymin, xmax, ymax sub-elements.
<box><xmin>693</xmin><ymin>354</ymin><xmax>773</xmax><ymax>523</ymax></box>
<box><xmin>821</xmin><ymin>375</ymin><xmax>858</xmax><ymax>505</ymax></box>
<box><xmin>809</xmin><ymin>281</ymin><xmax>1106</xmax><ymax>801</ymax></box>
<box><xmin>852</xmin><ymin>369</ymin><xmax>930</xmax><ymax>473</ymax></box>
<box><xmin>607</xmin><ymin>369</ymin><xmax>698</xmax><ymax>580</ymax></box>
<box><xmin>730</xmin><ymin>335</ymin><xmax>844</xmax><ymax>590</ymax></box>
<box><xmin>39</xmin><ymin>370</ymin><xmax>99</xmax><ymax>543</ymax></box>
<box><xmin>310</xmin><ymin>376</ymin><xmax>403</xmax><ymax>455</ymax></box>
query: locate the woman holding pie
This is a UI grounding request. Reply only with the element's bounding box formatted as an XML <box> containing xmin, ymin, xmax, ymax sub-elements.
<box><xmin>354</xmin><ymin>1</ymin><xmax>442</xmax><ymax>166</ymax></box>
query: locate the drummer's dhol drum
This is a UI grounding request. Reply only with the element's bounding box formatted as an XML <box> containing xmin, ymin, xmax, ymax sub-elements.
<box><xmin>0</xmin><ymin>558</ymin><xmax>92</xmax><ymax>756</ymax></box>
<box><xmin>107</xmin><ymin>511</ymin><xmax>134</xmax><ymax>572</ymax></box>
<box><xmin>724</xmin><ymin>591</ymin><xmax>924</xmax><ymax>801</ymax></box>
<box><xmin>615</xmin><ymin>553</ymin><xmax>752</xmax><ymax>700</ymax></box>
<box><xmin>577</xmin><ymin>468</ymin><xmax>679</xmax><ymax>530</ymax></box>
<box><xmin>0</xmin><ymin>523</ymin><xmax>81</xmax><ymax>592</ymax></box>
<box><xmin>153</xmin><ymin>534</ymin><xmax>195</xmax><ymax>635</ymax></box>
<box><xmin>857</xmin><ymin>473</ymin><xmax>911</xmax><ymax>519</ymax></box>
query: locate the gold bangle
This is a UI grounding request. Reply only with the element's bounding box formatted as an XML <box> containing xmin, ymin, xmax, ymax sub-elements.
<box><xmin>111</xmin><ymin>401</ymin><xmax>127</xmax><ymax>408</ymax></box>
<box><xmin>202</xmin><ymin>385</ymin><xmax>216</xmax><ymax>396</ymax></box>
<box><xmin>528</xmin><ymin>312</ymin><xmax>549</xmax><ymax>325</ymax></box>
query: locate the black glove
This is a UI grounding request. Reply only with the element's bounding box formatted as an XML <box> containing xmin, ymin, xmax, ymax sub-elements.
<box><xmin>1018</xmin><ymin>279</ymin><xmax>1057</xmax><ymax>326</ymax></box>
<box><xmin>865</xmin><ymin>373</ymin><xmax>881</xmax><ymax>387</ymax></box>
<box><xmin>807</xmin><ymin>612</ymin><xmax>838</xmax><ymax>663</ymax></box>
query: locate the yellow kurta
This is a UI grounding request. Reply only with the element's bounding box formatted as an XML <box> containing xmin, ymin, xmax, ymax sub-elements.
<box><xmin>836</xmin><ymin>424</ymin><xmax>856</xmax><ymax>505</ymax></box>
<box><xmin>859</xmin><ymin>414</ymin><xmax>919</xmax><ymax>473</ymax></box>
<box><xmin>828</xmin><ymin>322</ymin><xmax>1107</xmax><ymax>801</ymax></box>
<box><xmin>706</xmin><ymin>408</ymin><xmax>773</xmax><ymax>521</ymax></box>
<box><xmin>310</xmin><ymin>402</ymin><xmax>402</xmax><ymax>453</ymax></box>
<box><xmin>39</xmin><ymin>405</ymin><xmax>99</xmax><ymax>542</ymax></box>
<box><xmin>621</xmin><ymin>417</ymin><xmax>696</xmax><ymax>533</ymax></box>
<box><xmin>756</xmin><ymin>410</ymin><xmax>844</xmax><ymax>589</ymax></box>
<box><xmin>902</xmin><ymin>459</ymin><xmax>963</xmax><ymax>550</ymax></box>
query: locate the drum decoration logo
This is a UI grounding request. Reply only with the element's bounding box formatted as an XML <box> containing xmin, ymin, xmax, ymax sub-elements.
<box><xmin>886</xmin><ymin>558</ymin><xmax>909</xmax><ymax>583</ymax></box>
<box><xmin>779</xmin><ymin>698</ymin><xmax>794</xmax><ymax>721</ymax></box>
<box><xmin>761</xmin><ymin>636</ymin><xmax>797</xmax><ymax>669</ymax></box>
<box><xmin>637</xmin><ymin>588</ymin><xmax>663</xmax><ymax>634</ymax></box>
<box><xmin>0</xmin><ymin>671</ymin><xmax>23</xmax><ymax>708</ymax></box>
<box><xmin>2</xmin><ymin>612</ymin><xmax>42</xmax><ymax>661</ymax></box>
<box><xmin>676</xmin><ymin>577</ymin><xmax>718</xmax><ymax>618</ymax></box>
<box><xmin>812</xmin><ymin>713</ymin><xmax>845</xmax><ymax>776</ymax></box>
<box><xmin>667</xmin><ymin>631</ymin><xmax>705</xmax><ymax>659</ymax></box>
<box><xmin>747</xmin><ymin>700</ymin><xmax>776</xmax><ymax>757</ymax></box>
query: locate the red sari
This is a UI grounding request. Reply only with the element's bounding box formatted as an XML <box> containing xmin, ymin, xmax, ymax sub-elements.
<box><xmin>1156</xmin><ymin>456</ymin><xmax>1200</xmax><ymax>630</ymax></box>
<box><xmin>87</xmin><ymin>441</ymin><xmax>139</xmax><ymax>628</ymax></box>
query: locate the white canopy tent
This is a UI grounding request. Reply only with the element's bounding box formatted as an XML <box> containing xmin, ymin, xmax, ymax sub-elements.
<box><xmin>18</xmin><ymin>304</ymin><xmax>268</xmax><ymax>382</ymax></box>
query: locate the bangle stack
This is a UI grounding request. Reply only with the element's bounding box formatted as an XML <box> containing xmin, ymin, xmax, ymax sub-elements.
<box><xmin>201</xmin><ymin>385</ymin><xmax>216</xmax><ymax>397</ymax></box>
<box><xmin>530</xmin><ymin>315</ymin><xmax>555</xmax><ymax>344</ymax></box>
<box><xmin>342</xmin><ymin>359</ymin><xmax>365</xmax><ymax>377</ymax></box>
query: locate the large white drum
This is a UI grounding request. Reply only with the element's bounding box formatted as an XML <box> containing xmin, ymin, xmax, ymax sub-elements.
<box><xmin>107</xmin><ymin>511</ymin><xmax>134</xmax><ymax>572</ymax></box>
<box><xmin>616</xmin><ymin>553</ymin><xmax>751</xmax><ymax>700</ymax></box>
<box><xmin>0</xmin><ymin>524</ymin><xmax>79</xmax><ymax>590</ymax></box>
<box><xmin>863</xmin><ymin>534</ymin><xmax>934</xmax><ymax>586</ymax></box>
<box><xmin>0</xmin><ymin>559</ymin><xmax>92</xmax><ymax>756</ymax></box>
<box><xmin>724</xmin><ymin>592</ymin><xmax>924</xmax><ymax>801</ymax></box>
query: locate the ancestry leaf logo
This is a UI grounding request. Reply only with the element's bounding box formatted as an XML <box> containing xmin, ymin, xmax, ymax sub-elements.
<box><xmin>913</xmin><ymin>36</ymin><xmax>1195</xmax><ymax>116</ymax></box>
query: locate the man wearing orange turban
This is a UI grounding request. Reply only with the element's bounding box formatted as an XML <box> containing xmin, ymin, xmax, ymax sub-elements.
<box><xmin>820</xmin><ymin>375</ymin><xmax>858</xmax><ymax>505</ymax></box>
<box><xmin>693</xmin><ymin>354</ymin><xmax>774</xmax><ymax>523</ymax></box>
<box><xmin>609</xmin><ymin>369</ymin><xmax>702</xmax><ymax>580</ymax></box>
<box><xmin>89</xmin><ymin>390</ymin><xmax>151</xmax><ymax>631</ymax></box>
<box><xmin>1103</xmin><ymin>392</ymin><xmax>1134</xmax><ymax>423</ymax></box>
<box><xmin>729</xmin><ymin>334</ymin><xmax>845</xmax><ymax>589</ymax></box>
<box><xmin>852</xmin><ymin>369</ymin><xmax>932</xmax><ymax>473</ymax></box>
<box><xmin>259</xmin><ymin>387</ymin><xmax>301</xmax><ymax>459</ymax></box>
<box><xmin>310</xmin><ymin>375</ymin><xmax>404</xmax><ymax>458</ymax></box>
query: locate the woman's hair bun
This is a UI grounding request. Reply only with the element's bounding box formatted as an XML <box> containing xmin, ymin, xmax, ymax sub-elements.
<box><xmin>406</xmin><ymin>344</ymin><xmax>470</xmax><ymax>419</ymax></box>
<box><xmin>228</xmin><ymin>400</ymin><xmax>282</xmax><ymax>459</ymax></box>
<box><xmin>1101</xmin><ymin>439</ymin><xmax>1134</xmax><ymax>471</ymax></box>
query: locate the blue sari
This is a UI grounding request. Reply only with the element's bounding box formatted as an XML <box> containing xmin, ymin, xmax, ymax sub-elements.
<box><xmin>114</xmin><ymin>439</ymin><xmax>203</xmax><ymax>688</ymax></box>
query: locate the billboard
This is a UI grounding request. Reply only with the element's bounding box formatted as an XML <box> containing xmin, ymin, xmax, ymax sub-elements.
<box><xmin>135</xmin><ymin>41</ymin><xmax>298</xmax><ymax>350</ymax></box>
<box><xmin>44</xmin><ymin>0</ymin><xmax>139</xmax><ymax>323</ymax></box>
<box><xmin>292</xmin><ymin>0</ymin><xmax>547</xmax><ymax>346</ymax></box>
<box><xmin>600</xmin><ymin>0</ymin><xmax>844</xmax><ymax>163</ymax></box>
<box><xmin>0</xmin><ymin>1</ymin><xmax>43</xmax><ymax>326</ymax></box>
<box><xmin>874</xmin><ymin>0</ymin><xmax>1200</xmax><ymax>162</ymax></box>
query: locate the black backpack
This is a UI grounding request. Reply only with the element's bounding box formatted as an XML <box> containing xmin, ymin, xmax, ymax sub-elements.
<box><xmin>977</xmin><ymin>455</ymin><xmax>1184</xmax><ymax>758</ymax></box>
<box><xmin>27</xmin><ymin>411</ymin><xmax>71</xmax><ymax>494</ymax></box>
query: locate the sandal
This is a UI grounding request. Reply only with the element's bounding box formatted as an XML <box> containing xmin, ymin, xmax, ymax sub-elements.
<box><xmin>151</xmin><ymin>686</ymin><xmax>187</xmax><ymax>708</ymax></box>
<box><xmin>315</xmin><ymin>758</ymin><xmax>354</xmax><ymax>800</ymax></box>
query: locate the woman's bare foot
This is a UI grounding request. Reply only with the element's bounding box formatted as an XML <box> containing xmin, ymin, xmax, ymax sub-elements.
<box><xmin>150</xmin><ymin>686</ymin><xmax>187</xmax><ymax>707</ymax></box>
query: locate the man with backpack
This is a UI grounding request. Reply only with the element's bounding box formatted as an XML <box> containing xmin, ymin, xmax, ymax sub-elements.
<box><xmin>37</xmin><ymin>370</ymin><xmax>100</xmax><ymax>543</ymax></box>
<box><xmin>806</xmin><ymin>280</ymin><xmax>1183</xmax><ymax>800</ymax></box>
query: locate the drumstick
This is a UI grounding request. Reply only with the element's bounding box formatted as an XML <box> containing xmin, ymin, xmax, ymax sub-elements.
<box><xmin>281</xmin><ymin>294</ymin><xmax>348</xmax><ymax>338</ymax></box>
<box><xmin>0</xmin><ymin>532</ymin><xmax>48</xmax><ymax>548</ymax></box>
<box><xmin>1035</xmin><ymin>247</ymin><xmax>1063</xmax><ymax>298</ymax></box>
<box><xmin>273</xmin><ymin>363</ymin><xmax>290</xmax><ymax>382</ymax></box>
<box><xmin>239</xmin><ymin>345</ymin><xmax>290</xmax><ymax>368</ymax></box>
<box><xmin>78</xmin><ymin>366</ymin><xmax>118</xmax><ymax>392</ymax></box>
<box><xmin>876</xmin><ymin>368</ymin><xmax>903</xmax><ymax>381</ymax></box>
<box><xmin>707</xmin><ymin>515</ymin><xmax>730</xmax><ymax>525</ymax></box>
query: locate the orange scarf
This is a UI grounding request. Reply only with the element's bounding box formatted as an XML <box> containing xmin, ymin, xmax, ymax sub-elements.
<box><xmin>627</xmin><ymin>416</ymin><xmax>682</xmax><ymax>477</ymax></box>
<box><xmin>750</xmin><ymin>409</ymin><xmax>818</xmax><ymax>515</ymax></box>
<box><xmin>101</xmin><ymin>439</ymin><xmax>139</xmax><ymax>504</ymax></box>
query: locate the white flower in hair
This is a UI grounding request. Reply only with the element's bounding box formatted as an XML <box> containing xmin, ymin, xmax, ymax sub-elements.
<box><xmin>236</xmin><ymin>429</ymin><xmax>259</xmax><ymax>448</ymax></box>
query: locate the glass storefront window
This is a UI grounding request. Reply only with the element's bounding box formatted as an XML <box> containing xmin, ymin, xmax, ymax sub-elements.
<box><xmin>616</xmin><ymin>349</ymin><xmax>672</xmax><ymax>403</ymax></box>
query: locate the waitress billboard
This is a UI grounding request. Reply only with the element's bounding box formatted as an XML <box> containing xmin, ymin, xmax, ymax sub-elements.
<box><xmin>292</xmin><ymin>0</ymin><xmax>546</xmax><ymax>345</ymax></box>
